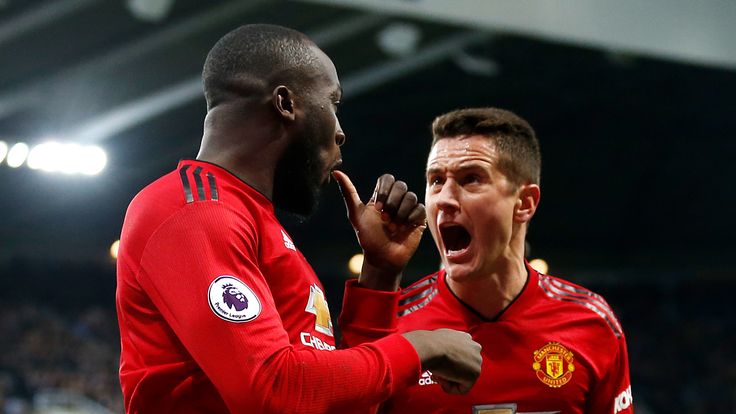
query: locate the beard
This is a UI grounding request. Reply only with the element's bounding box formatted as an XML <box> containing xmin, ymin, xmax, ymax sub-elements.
<box><xmin>272</xmin><ymin>133</ymin><xmax>324</xmax><ymax>219</ymax></box>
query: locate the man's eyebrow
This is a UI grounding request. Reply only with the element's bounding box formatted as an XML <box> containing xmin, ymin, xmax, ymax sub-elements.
<box><xmin>332</xmin><ymin>85</ymin><xmax>343</xmax><ymax>100</ymax></box>
<box><xmin>455</xmin><ymin>162</ymin><xmax>490</xmax><ymax>171</ymax></box>
<box><xmin>426</xmin><ymin>161</ymin><xmax>490</xmax><ymax>174</ymax></box>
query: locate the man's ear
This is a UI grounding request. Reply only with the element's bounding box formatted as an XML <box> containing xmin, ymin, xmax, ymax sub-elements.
<box><xmin>272</xmin><ymin>85</ymin><xmax>296</xmax><ymax>121</ymax></box>
<box><xmin>514</xmin><ymin>183</ymin><xmax>540</xmax><ymax>223</ymax></box>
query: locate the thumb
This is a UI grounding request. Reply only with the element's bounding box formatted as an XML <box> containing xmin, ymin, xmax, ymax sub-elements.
<box><xmin>332</xmin><ymin>170</ymin><xmax>363</xmax><ymax>220</ymax></box>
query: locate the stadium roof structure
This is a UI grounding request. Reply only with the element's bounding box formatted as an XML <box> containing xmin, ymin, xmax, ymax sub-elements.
<box><xmin>0</xmin><ymin>0</ymin><xmax>734</xmax><ymax>278</ymax></box>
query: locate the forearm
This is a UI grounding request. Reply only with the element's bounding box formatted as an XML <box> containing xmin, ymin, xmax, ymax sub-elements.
<box><xmin>219</xmin><ymin>334</ymin><xmax>419</xmax><ymax>414</ymax></box>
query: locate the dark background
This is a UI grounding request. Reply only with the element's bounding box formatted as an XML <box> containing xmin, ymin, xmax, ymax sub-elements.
<box><xmin>0</xmin><ymin>1</ymin><xmax>734</xmax><ymax>413</ymax></box>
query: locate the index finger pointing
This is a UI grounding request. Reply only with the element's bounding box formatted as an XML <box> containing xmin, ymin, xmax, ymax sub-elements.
<box><xmin>332</xmin><ymin>170</ymin><xmax>362</xmax><ymax>220</ymax></box>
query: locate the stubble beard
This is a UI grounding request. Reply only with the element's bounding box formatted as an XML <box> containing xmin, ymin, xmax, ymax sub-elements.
<box><xmin>272</xmin><ymin>134</ymin><xmax>323</xmax><ymax>219</ymax></box>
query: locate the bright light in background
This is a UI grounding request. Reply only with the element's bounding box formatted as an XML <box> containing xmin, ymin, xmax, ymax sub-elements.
<box><xmin>27</xmin><ymin>142</ymin><xmax>60</xmax><ymax>171</ymax></box>
<box><xmin>126</xmin><ymin>0</ymin><xmax>175</xmax><ymax>22</ymax></box>
<box><xmin>59</xmin><ymin>143</ymin><xmax>83</xmax><ymax>174</ymax></box>
<box><xmin>0</xmin><ymin>140</ymin><xmax>7</xmax><ymax>164</ymax></box>
<box><xmin>110</xmin><ymin>240</ymin><xmax>120</xmax><ymax>260</ymax></box>
<box><xmin>529</xmin><ymin>258</ymin><xmax>549</xmax><ymax>274</ymax></box>
<box><xmin>348</xmin><ymin>253</ymin><xmax>364</xmax><ymax>275</ymax></box>
<box><xmin>79</xmin><ymin>145</ymin><xmax>108</xmax><ymax>175</ymax></box>
<box><xmin>6</xmin><ymin>142</ymin><xmax>29</xmax><ymax>168</ymax></box>
<box><xmin>376</xmin><ymin>22</ymin><xmax>421</xmax><ymax>57</ymax></box>
<box><xmin>26</xmin><ymin>141</ymin><xmax>107</xmax><ymax>175</ymax></box>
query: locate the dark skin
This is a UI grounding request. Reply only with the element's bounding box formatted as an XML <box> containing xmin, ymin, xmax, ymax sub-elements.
<box><xmin>197</xmin><ymin>43</ymin><xmax>481</xmax><ymax>395</ymax></box>
<box><xmin>197</xmin><ymin>94</ymin><xmax>288</xmax><ymax>199</ymax></box>
<box><xmin>333</xmin><ymin>172</ymin><xmax>426</xmax><ymax>291</ymax></box>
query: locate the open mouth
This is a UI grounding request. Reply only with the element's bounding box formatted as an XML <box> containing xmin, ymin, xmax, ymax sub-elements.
<box><xmin>439</xmin><ymin>224</ymin><xmax>471</xmax><ymax>256</ymax></box>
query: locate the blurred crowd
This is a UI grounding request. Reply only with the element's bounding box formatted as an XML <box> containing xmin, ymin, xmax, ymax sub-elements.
<box><xmin>0</xmin><ymin>271</ymin><xmax>733</xmax><ymax>414</ymax></box>
<box><xmin>0</xmin><ymin>304</ymin><xmax>122</xmax><ymax>413</ymax></box>
<box><xmin>607</xmin><ymin>277</ymin><xmax>736</xmax><ymax>413</ymax></box>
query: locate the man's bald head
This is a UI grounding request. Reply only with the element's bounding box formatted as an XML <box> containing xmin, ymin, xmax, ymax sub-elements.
<box><xmin>202</xmin><ymin>24</ymin><xmax>322</xmax><ymax>110</ymax></box>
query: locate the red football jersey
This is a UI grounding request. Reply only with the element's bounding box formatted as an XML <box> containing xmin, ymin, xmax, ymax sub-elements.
<box><xmin>116</xmin><ymin>160</ymin><xmax>420</xmax><ymax>414</ymax></box>
<box><xmin>340</xmin><ymin>263</ymin><xmax>633</xmax><ymax>414</ymax></box>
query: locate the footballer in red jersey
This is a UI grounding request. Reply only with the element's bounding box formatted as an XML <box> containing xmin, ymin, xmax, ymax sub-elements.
<box><xmin>117</xmin><ymin>160</ymin><xmax>422</xmax><ymax>413</ymax></box>
<box><xmin>340</xmin><ymin>107</ymin><xmax>634</xmax><ymax>414</ymax></box>
<box><xmin>343</xmin><ymin>264</ymin><xmax>632</xmax><ymax>414</ymax></box>
<box><xmin>116</xmin><ymin>25</ymin><xmax>481</xmax><ymax>414</ymax></box>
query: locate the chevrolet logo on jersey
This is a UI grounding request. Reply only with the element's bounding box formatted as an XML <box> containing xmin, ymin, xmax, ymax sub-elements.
<box><xmin>305</xmin><ymin>284</ymin><xmax>333</xmax><ymax>336</ymax></box>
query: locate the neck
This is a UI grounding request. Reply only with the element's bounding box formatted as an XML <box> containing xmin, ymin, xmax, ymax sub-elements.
<box><xmin>446</xmin><ymin>238</ymin><xmax>528</xmax><ymax>320</ymax></box>
<box><xmin>196</xmin><ymin>103</ymin><xmax>285</xmax><ymax>199</ymax></box>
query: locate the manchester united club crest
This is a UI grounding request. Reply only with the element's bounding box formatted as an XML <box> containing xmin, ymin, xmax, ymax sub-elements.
<box><xmin>532</xmin><ymin>342</ymin><xmax>575</xmax><ymax>388</ymax></box>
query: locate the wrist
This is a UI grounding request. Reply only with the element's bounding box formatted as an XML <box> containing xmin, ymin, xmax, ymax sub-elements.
<box><xmin>401</xmin><ymin>330</ymin><xmax>441</xmax><ymax>369</ymax></box>
<box><xmin>358</xmin><ymin>258</ymin><xmax>401</xmax><ymax>291</ymax></box>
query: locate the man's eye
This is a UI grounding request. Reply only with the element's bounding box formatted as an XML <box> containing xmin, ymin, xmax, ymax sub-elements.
<box><xmin>463</xmin><ymin>174</ymin><xmax>480</xmax><ymax>185</ymax></box>
<box><xmin>428</xmin><ymin>176</ymin><xmax>443</xmax><ymax>185</ymax></box>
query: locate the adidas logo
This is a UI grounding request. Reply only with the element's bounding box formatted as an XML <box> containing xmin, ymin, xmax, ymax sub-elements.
<box><xmin>418</xmin><ymin>370</ymin><xmax>437</xmax><ymax>386</ymax></box>
<box><xmin>281</xmin><ymin>230</ymin><xmax>296</xmax><ymax>251</ymax></box>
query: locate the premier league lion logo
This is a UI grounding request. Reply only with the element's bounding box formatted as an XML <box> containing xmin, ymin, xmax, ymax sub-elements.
<box><xmin>222</xmin><ymin>283</ymin><xmax>248</xmax><ymax>311</ymax></box>
<box><xmin>209</xmin><ymin>275</ymin><xmax>261</xmax><ymax>323</ymax></box>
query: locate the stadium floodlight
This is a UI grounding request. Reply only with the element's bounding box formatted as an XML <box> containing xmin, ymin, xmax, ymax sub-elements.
<box><xmin>79</xmin><ymin>145</ymin><xmax>107</xmax><ymax>175</ymax></box>
<box><xmin>126</xmin><ymin>0</ymin><xmax>174</xmax><ymax>22</ymax></box>
<box><xmin>110</xmin><ymin>240</ymin><xmax>121</xmax><ymax>260</ymax></box>
<box><xmin>27</xmin><ymin>142</ymin><xmax>57</xmax><ymax>171</ymax></box>
<box><xmin>376</xmin><ymin>23</ymin><xmax>421</xmax><ymax>57</ymax></box>
<box><xmin>348</xmin><ymin>253</ymin><xmax>364</xmax><ymax>275</ymax></box>
<box><xmin>6</xmin><ymin>142</ymin><xmax>29</xmax><ymax>168</ymax></box>
<box><xmin>529</xmin><ymin>258</ymin><xmax>549</xmax><ymax>274</ymax></box>
<box><xmin>59</xmin><ymin>143</ymin><xmax>82</xmax><ymax>174</ymax></box>
<box><xmin>27</xmin><ymin>141</ymin><xmax>107</xmax><ymax>175</ymax></box>
<box><xmin>0</xmin><ymin>140</ymin><xmax>7</xmax><ymax>164</ymax></box>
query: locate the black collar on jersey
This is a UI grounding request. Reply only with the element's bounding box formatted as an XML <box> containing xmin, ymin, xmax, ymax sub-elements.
<box><xmin>443</xmin><ymin>264</ymin><xmax>531</xmax><ymax>323</ymax></box>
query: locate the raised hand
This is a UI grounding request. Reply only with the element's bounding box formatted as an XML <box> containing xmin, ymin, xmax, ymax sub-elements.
<box><xmin>333</xmin><ymin>171</ymin><xmax>426</xmax><ymax>291</ymax></box>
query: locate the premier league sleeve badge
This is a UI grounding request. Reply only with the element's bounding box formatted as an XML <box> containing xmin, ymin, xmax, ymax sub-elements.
<box><xmin>208</xmin><ymin>275</ymin><xmax>262</xmax><ymax>323</ymax></box>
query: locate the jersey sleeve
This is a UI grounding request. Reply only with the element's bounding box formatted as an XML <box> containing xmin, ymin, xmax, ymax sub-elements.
<box><xmin>136</xmin><ymin>202</ymin><xmax>420</xmax><ymax>414</ymax></box>
<box><xmin>338</xmin><ymin>279</ymin><xmax>401</xmax><ymax>347</ymax></box>
<box><xmin>586</xmin><ymin>332</ymin><xmax>634</xmax><ymax>414</ymax></box>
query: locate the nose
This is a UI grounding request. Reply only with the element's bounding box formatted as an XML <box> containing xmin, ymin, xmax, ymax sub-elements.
<box><xmin>335</xmin><ymin>131</ymin><xmax>346</xmax><ymax>146</ymax></box>
<box><xmin>335</xmin><ymin>119</ymin><xmax>346</xmax><ymax>147</ymax></box>
<box><xmin>435</xmin><ymin>180</ymin><xmax>460</xmax><ymax>213</ymax></box>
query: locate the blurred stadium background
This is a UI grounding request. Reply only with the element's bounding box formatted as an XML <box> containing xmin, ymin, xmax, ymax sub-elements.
<box><xmin>1</xmin><ymin>0</ymin><xmax>735</xmax><ymax>413</ymax></box>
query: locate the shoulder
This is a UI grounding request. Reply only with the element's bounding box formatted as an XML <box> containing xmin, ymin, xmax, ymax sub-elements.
<box><xmin>128</xmin><ymin>169</ymin><xmax>254</xmax><ymax>230</ymax></box>
<box><xmin>127</xmin><ymin>164</ymin><xmax>228</xmax><ymax>220</ymax></box>
<box><xmin>536</xmin><ymin>272</ymin><xmax>624</xmax><ymax>339</ymax></box>
<box><xmin>124</xmin><ymin>171</ymin><xmax>260</xmax><ymax>256</ymax></box>
<box><xmin>398</xmin><ymin>271</ymin><xmax>441</xmax><ymax>317</ymax></box>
